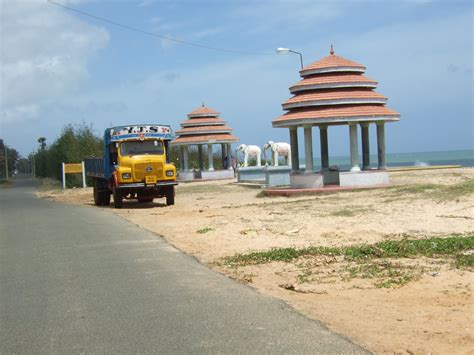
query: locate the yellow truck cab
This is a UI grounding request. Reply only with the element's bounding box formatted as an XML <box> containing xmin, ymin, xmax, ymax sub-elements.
<box><xmin>85</xmin><ymin>124</ymin><xmax>177</xmax><ymax>208</ymax></box>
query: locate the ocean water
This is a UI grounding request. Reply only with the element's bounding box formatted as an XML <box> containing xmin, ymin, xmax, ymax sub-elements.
<box><xmin>297</xmin><ymin>149</ymin><xmax>474</xmax><ymax>170</ymax></box>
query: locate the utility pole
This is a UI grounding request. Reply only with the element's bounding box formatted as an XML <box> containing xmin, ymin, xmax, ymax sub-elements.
<box><xmin>4</xmin><ymin>144</ymin><xmax>8</xmax><ymax>181</ymax></box>
<box><xmin>31</xmin><ymin>152</ymin><xmax>36</xmax><ymax>178</ymax></box>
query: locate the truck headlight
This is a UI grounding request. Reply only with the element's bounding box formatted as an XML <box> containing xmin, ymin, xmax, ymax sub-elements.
<box><xmin>122</xmin><ymin>172</ymin><xmax>131</xmax><ymax>179</ymax></box>
<box><xmin>166</xmin><ymin>170</ymin><xmax>174</xmax><ymax>177</ymax></box>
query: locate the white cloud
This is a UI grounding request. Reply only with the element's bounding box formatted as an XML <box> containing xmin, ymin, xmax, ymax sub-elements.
<box><xmin>2</xmin><ymin>104</ymin><xmax>40</xmax><ymax>125</ymax></box>
<box><xmin>0</xmin><ymin>0</ymin><xmax>109</xmax><ymax>124</ymax></box>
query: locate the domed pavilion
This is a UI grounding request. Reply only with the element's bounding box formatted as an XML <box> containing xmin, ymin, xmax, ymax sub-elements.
<box><xmin>272</xmin><ymin>46</ymin><xmax>400</xmax><ymax>188</ymax></box>
<box><xmin>172</xmin><ymin>104</ymin><xmax>239</xmax><ymax>180</ymax></box>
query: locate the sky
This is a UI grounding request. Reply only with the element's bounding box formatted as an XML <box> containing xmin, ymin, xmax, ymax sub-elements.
<box><xmin>0</xmin><ymin>0</ymin><xmax>473</xmax><ymax>157</ymax></box>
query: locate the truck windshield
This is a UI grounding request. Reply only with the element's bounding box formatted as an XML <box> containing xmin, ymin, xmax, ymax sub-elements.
<box><xmin>120</xmin><ymin>140</ymin><xmax>164</xmax><ymax>156</ymax></box>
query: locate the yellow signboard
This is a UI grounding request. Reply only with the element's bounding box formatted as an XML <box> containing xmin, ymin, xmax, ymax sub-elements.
<box><xmin>62</xmin><ymin>162</ymin><xmax>86</xmax><ymax>189</ymax></box>
<box><xmin>64</xmin><ymin>163</ymin><xmax>83</xmax><ymax>174</ymax></box>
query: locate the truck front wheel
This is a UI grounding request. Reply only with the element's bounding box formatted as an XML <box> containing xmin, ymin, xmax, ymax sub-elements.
<box><xmin>113</xmin><ymin>188</ymin><xmax>123</xmax><ymax>209</ymax></box>
<box><xmin>101</xmin><ymin>191</ymin><xmax>111</xmax><ymax>206</ymax></box>
<box><xmin>165</xmin><ymin>186</ymin><xmax>175</xmax><ymax>206</ymax></box>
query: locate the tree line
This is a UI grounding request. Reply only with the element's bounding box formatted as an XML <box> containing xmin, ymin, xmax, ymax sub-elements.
<box><xmin>0</xmin><ymin>139</ymin><xmax>20</xmax><ymax>180</ymax></box>
<box><xmin>34</xmin><ymin>123</ymin><xmax>103</xmax><ymax>186</ymax></box>
<box><xmin>2</xmin><ymin>123</ymin><xmax>248</xmax><ymax>185</ymax></box>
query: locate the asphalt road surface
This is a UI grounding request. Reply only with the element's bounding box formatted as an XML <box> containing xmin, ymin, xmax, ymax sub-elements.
<box><xmin>0</xmin><ymin>176</ymin><xmax>367</xmax><ymax>353</ymax></box>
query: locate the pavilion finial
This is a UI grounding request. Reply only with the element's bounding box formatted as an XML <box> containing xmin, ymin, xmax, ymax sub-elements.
<box><xmin>202</xmin><ymin>101</ymin><xmax>205</xmax><ymax>107</ymax></box>
<box><xmin>330</xmin><ymin>44</ymin><xmax>334</xmax><ymax>55</ymax></box>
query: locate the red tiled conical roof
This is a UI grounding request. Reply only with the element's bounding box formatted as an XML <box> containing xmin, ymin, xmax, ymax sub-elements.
<box><xmin>299</xmin><ymin>54</ymin><xmax>365</xmax><ymax>76</ymax></box>
<box><xmin>290</xmin><ymin>73</ymin><xmax>377</xmax><ymax>93</ymax></box>
<box><xmin>283</xmin><ymin>89</ymin><xmax>386</xmax><ymax>109</ymax></box>
<box><xmin>273</xmin><ymin>47</ymin><xmax>399</xmax><ymax>128</ymax></box>
<box><xmin>187</xmin><ymin>105</ymin><xmax>220</xmax><ymax>118</ymax></box>
<box><xmin>173</xmin><ymin>104</ymin><xmax>239</xmax><ymax>145</ymax></box>
<box><xmin>274</xmin><ymin>105</ymin><xmax>399</xmax><ymax>126</ymax></box>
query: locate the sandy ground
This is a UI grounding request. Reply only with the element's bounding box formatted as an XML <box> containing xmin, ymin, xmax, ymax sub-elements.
<box><xmin>38</xmin><ymin>168</ymin><xmax>474</xmax><ymax>354</ymax></box>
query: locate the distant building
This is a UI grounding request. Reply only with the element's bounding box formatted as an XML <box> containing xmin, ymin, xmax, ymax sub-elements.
<box><xmin>172</xmin><ymin>104</ymin><xmax>239</xmax><ymax>180</ymax></box>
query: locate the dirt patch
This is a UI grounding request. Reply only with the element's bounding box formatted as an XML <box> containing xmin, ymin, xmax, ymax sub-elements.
<box><xmin>37</xmin><ymin>168</ymin><xmax>474</xmax><ymax>353</ymax></box>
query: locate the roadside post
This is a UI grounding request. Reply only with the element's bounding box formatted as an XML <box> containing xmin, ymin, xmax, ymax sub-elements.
<box><xmin>32</xmin><ymin>153</ymin><xmax>35</xmax><ymax>178</ymax></box>
<box><xmin>4</xmin><ymin>144</ymin><xmax>8</xmax><ymax>181</ymax></box>
<box><xmin>62</xmin><ymin>162</ymin><xmax>86</xmax><ymax>189</ymax></box>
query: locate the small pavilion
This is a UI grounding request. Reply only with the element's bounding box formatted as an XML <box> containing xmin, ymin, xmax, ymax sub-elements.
<box><xmin>172</xmin><ymin>104</ymin><xmax>239</xmax><ymax>180</ymax></box>
<box><xmin>272</xmin><ymin>46</ymin><xmax>400</xmax><ymax>188</ymax></box>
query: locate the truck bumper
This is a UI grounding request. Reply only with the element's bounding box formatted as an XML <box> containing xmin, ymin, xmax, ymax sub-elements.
<box><xmin>115</xmin><ymin>181</ymin><xmax>178</xmax><ymax>190</ymax></box>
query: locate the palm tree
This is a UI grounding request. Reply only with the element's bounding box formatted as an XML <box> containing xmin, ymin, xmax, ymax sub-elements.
<box><xmin>37</xmin><ymin>137</ymin><xmax>47</xmax><ymax>151</ymax></box>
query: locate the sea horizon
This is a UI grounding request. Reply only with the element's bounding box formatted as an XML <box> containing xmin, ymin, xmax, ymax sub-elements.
<box><xmin>295</xmin><ymin>149</ymin><xmax>474</xmax><ymax>169</ymax></box>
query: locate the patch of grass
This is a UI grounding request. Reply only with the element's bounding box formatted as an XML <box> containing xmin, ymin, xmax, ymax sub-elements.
<box><xmin>330</xmin><ymin>208</ymin><xmax>357</xmax><ymax>217</ymax></box>
<box><xmin>374</xmin><ymin>274</ymin><xmax>414</xmax><ymax>288</ymax></box>
<box><xmin>344</xmin><ymin>262</ymin><xmax>417</xmax><ymax>288</ymax></box>
<box><xmin>296</xmin><ymin>269</ymin><xmax>313</xmax><ymax>283</ymax></box>
<box><xmin>222</xmin><ymin>234</ymin><xmax>474</xmax><ymax>266</ymax></box>
<box><xmin>196</xmin><ymin>226</ymin><xmax>214</xmax><ymax>234</ymax></box>
<box><xmin>345</xmin><ymin>263</ymin><xmax>387</xmax><ymax>279</ymax></box>
<box><xmin>0</xmin><ymin>179</ymin><xmax>12</xmax><ymax>187</ymax></box>
<box><xmin>256</xmin><ymin>191</ymin><xmax>267</xmax><ymax>198</ymax></box>
<box><xmin>389</xmin><ymin>180</ymin><xmax>474</xmax><ymax>201</ymax></box>
<box><xmin>294</xmin><ymin>260</ymin><xmax>419</xmax><ymax>288</ymax></box>
<box><xmin>329</xmin><ymin>206</ymin><xmax>372</xmax><ymax>217</ymax></box>
<box><xmin>390</xmin><ymin>183</ymin><xmax>439</xmax><ymax>194</ymax></box>
<box><xmin>437</xmin><ymin>180</ymin><xmax>474</xmax><ymax>200</ymax></box>
<box><xmin>454</xmin><ymin>253</ymin><xmax>474</xmax><ymax>269</ymax></box>
<box><xmin>37</xmin><ymin>177</ymin><xmax>62</xmax><ymax>191</ymax></box>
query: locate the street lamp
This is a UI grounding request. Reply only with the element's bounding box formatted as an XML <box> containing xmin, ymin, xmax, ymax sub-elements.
<box><xmin>276</xmin><ymin>47</ymin><xmax>304</xmax><ymax>69</ymax></box>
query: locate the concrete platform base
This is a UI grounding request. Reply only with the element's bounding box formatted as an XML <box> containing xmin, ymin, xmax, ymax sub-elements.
<box><xmin>178</xmin><ymin>169</ymin><xmax>234</xmax><ymax>181</ymax></box>
<box><xmin>290</xmin><ymin>172</ymin><xmax>324</xmax><ymax>189</ymax></box>
<box><xmin>265</xmin><ymin>166</ymin><xmax>291</xmax><ymax>187</ymax></box>
<box><xmin>339</xmin><ymin>170</ymin><xmax>390</xmax><ymax>187</ymax></box>
<box><xmin>178</xmin><ymin>171</ymin><xmax>195</xmax><ymax>181</ymax></box>
<box><xmin>199</xmin><ymin>169</ymin><xmax>234</xmax><ymax>180</ymax></box>
<box><xmin>237</xmin><ymin>166</ymin><xmax>266</xmax><ymax>182</ymax></box>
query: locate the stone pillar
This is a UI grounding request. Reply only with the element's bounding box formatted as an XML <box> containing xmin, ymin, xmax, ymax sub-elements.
<box><xmin>197</xmin><ymin>145</ymin><xmax>204</xmax><ymax>171</ymax></box>
<box><xmin>349</xmin><ymin>123</ymin><xmax>361</xmax><ymax>172</ymax></box>
<box><xmin>319</xmin><ymin>125</ymin><xmax>329</xmax><ymax>170</ymax></box>
<box><xmin>183</xmin><ymin>145</ymin><xmax>189</xmax><ymax>171</ymax></box>
<box><xmin>179</xmin><ymin>146</ymin><xmax>184</xmax><ymax>172</ymax></box>
<box><xmin>377</xmin><ymin>122</ymin><xmax>387</xmax><ymax>170</ymax></box>
<box><xmin>207</xmin><ymin>144</ymin><xmax>214</xmax><ymax>171</ymax></box>
<box><xmin>289</xmin><ymin>127</ymin><xmax>299</xmax><ymax>172</ymax></box>
<box><xmin>361</xmin><ymin>122</ymin><xmax>370</xmax><ymax>170</ymax></box>
<box><xmin>226</xmin><ymin>143</ymin><xmax>233</xmax><ymax>170</ymax></box>
<box><xmin>303</xmin><ymin>125</ymin><xmax>313</xmax><ymax>173</ymax></box>
<box><xmin>221</xmin><ymin>143</ymin><xmax>226</xmax><ymax>169</ymax></box>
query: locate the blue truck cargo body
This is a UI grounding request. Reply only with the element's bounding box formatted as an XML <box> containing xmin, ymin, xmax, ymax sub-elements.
<box><xmin>85</xmin><ymin>158</ymin><xmax>106</xmax><ymax>178</ymax></box>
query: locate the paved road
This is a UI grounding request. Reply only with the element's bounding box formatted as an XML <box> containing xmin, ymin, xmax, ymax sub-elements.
<box><xmin>0</xmin><ymin>176</ymin><xmax>366</xmax><ymax>353</ymax></box>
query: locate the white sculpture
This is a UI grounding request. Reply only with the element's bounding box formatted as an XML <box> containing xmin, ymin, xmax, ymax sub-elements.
<box><xmin>237</xmin><ymin>144</ymin><xmax>261</xmax><ymax>167</ymax></box>
<box><xmin>263</xmin><ymin>141</ymin><xmax>291</xmax><ymax>167</ymax></box>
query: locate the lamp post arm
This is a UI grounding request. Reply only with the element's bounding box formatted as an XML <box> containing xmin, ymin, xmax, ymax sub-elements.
<box><xmin>289</xmin><ymin>50</ymin><xmax>303</xmax><ymax>69</ymax></box>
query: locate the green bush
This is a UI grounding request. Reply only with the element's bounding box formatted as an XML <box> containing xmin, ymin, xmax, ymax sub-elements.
<box><xmin>34</xmin><ymin>123</ymin><xmax>103</xmax><ymax>187</ymax></box>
